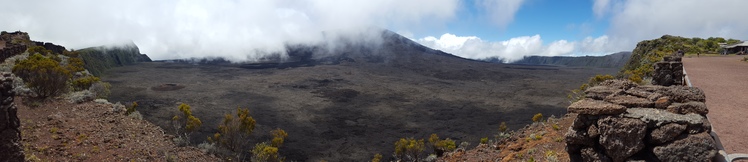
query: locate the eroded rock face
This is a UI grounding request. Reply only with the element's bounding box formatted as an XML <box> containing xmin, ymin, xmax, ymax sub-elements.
<box><xmin>597</xmin><ymin>117</ymin><xmax>647</xmax><ymax>162</ymax></box>
<box><xmin>653</xmin><ymin>132</ymin><xmax>716</xmax><ymax>162</ymax></box>
<box><xmin>0</xmin><ymin>72</ymin><xmax>24</xmax><ymax>161</ymax></box>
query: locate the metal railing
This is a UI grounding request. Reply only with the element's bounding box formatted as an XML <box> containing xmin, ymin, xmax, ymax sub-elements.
<box><xmin>684</xmin><ymin>68</ymin><xmax>748</xmax><ymax>162</ymax></box>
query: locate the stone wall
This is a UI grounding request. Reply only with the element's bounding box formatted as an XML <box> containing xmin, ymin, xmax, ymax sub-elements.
<box><xmin>652</xmin><ymin>56</ymin><xmax>684</xmax><ymax>86</ymax></box>
<box><xmin>0</xmin><ymin>72</ymin><xmax>24</xmax><ymax>161</ymax></box>
<box><xmin>565</xmin><ymin>79</ymin><xmax>716</xmax><ymax>162</ymax></box>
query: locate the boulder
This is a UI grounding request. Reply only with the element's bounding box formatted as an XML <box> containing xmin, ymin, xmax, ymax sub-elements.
<box><xmin>648</xmin><ymin>123</ymin><xmax>686</xmax><ymax>144</ymax></box>
<box><xmin>568</xmin><ymin>99</ymin><xmax>627</xmax><ymax>115</ymax></box>
<box><xmin>667</xmin><ymin>101</ymin><xmax>708</xmax><ymax>115</ymax></box>
<box><xmin>653</xmin><ymin>132</ymin><xmax>717</xmax><ymax>162</ymax></box>
<box><xmin>597</xmin><ymin>117</ymin><xmax>647</xmax><ymax>162</ymax></box>
<box><xmin>604</xmin><ymin>95</ymin><xmax>654</xmax><ymax>108</ymax></box>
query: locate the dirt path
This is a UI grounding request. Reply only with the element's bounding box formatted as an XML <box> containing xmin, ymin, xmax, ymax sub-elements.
<box><xmin>683</xmin><ymin>55</ymin><xmax>748</xmax><ymax>154</ymax></box>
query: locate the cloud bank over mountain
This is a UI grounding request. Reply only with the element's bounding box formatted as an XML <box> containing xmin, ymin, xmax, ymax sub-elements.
<box><xmin>0</xmin><ymin>0</ymin><xmax>459</xmax><ymax>61</ymax></box>
<box><xmin>1</xmin><ymin>0</ymin><xmax>747</xmax><ymax>62</ymax></box>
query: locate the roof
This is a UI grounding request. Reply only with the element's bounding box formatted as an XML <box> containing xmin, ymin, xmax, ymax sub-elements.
<box><xmin>723</xmin><ymin>41</ymin><xmax>748</xmax><ymax>48</ymax></box>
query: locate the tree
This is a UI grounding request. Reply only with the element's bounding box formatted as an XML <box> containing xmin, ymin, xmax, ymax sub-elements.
<box><xmin>12</xmin><ymin>53</ymin><xmax>71</xmax><ymax>98</ymax></box>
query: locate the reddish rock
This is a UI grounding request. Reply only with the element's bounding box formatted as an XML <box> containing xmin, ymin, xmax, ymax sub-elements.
<box><xmin>654</xmin><ymin>97</ymin><xmax>672</xmax><ymax>109</ymax></box>
<box><xmin>568</xmin><ymin>99</ymin><xmax>627</xmax><ymax>115</ymax></box>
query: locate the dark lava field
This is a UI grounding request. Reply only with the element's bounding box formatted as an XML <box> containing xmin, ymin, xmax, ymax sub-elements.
<box><xmin>102</xmin><ymin>31</ymin><xmax>618</xmax><ymax>161</ymax></box>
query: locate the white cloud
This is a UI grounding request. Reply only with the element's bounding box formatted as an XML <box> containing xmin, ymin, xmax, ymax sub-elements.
<box><xmin>476</xmin><ymin>0</ymin><xmax>526</xmax><ymax>29</ymax></box>
<box><xmin>417</xmin><ymin>33</ymin><xmax>608</xmax><ymax>63</ymax></box>
<box><xmin>0</xmin><ymin>0</ymin><xmax>460</xmax><ymax>61</ymax></box>
<box><xmin>597</xmin><ymin>0</ymin><xmax>748</xmax><ymax>51</ymax></box>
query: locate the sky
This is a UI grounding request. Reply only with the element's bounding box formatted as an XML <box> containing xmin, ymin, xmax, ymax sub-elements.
<box><xmin>1</xmin><ymin>0</ymin><xmax>747</xmax><ymax>62</ymax></box>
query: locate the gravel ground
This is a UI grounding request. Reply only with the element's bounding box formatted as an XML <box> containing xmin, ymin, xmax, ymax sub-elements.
<box><xmin>683</xmin><ymin>55</ymin><xmax>748</xmax><ymax>155</ymax></box>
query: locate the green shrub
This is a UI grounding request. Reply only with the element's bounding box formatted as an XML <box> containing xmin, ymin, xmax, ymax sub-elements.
<box><xmin>210</xmin><ymin>107</ymin><xmax>256</xmax><ymax>153</ymax></box>
<box><xmin>371</xmin><ymin>153</ymin><xmax>383</xmax><ymax>162</ymax></box>
<box><xmin>394</xmin><ymin>137</ymin><xmax>425</xmax><ymax>161</ymax></box>
<box><xmin>72</xmin><ymin>76</ymin><xmax>101</xmax><ymax>91</ymax></box>
<box><xmin>12</xmin><ymin>53</ymin><xmax>71</xmax><ymax>98</ymax></box>
<box><xmin>480</xmin><ymin>137</ymin><xmax>488</xmax><ymax>144</ymax></box>
<box><xmin>428</xmin><ymin>134</ymin><xmax>456</xmax><ymax>156</ymax></box>
<box><xmin>251</xmin><ymin>142</ymin><xmax>281</xmax><ymax>162</ymax></box>
<box><xmin>172</xmin><ymin>103</ymin><xmax>202</xmax><ymax>142</ymax></box>
<box><xmin>270</xmin><ymin>128</ymin><xmax>288</xmax><ymax>148</ymax></box>
<box><xmin>499</xmin><ymin>122</ymin><xmax>508</xmax><ymax>132</ymax></box>
<box><xmin>126</xmin><ymin>101</ymin><xmax>138</xmax><ymax>115</ymax></box>
<box><xmin>89</xmin><ymin>82</ymin><xmax>111</xmax><ymax>99</ymax></box>
<box><xmin>27</xmin><ymin>46</ymin><xmax>51</xmax><ymax>55</ymax></box>
<box><xmin>532</xmin><ymin>113</ymin><xmax>543</xmax><ymax>123</ymax></box>
<box><xmin>551</xmin><ymin>123</ymin><xmax>561</xmax><ymax>131</ymax></box>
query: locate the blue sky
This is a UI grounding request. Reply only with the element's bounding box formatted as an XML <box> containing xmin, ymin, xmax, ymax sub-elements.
<box><xmin>1</xmin><ymin>0</ymin><xmax>747</xmax><ymax>62</ymax></box>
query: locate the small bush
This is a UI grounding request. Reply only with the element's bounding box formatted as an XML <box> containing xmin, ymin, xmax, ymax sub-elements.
<box><xmin>551</xmin><ymin>123</ymin><xmax>561</xmax><ymax>131</ymax></box>
<box><xmin>270</xmin><ymin>128</ymin><xmax>288</xmax><ymax>147</ymax></box>
<box><xmin>480</xmin><ymin>137</ymin><xmax>488</xmax><ymax>144</ymax></box>
<box><xmin>499</xmin><ymin>122</ymin><xmax>508</xmax><ymax>132</ymax></box>
<box><xmin>89</xmin><ymin>82</ymin><xmax>111</xmax><ymax>99</ymax></box>
<box><xmin>394</xmin><ymin>137</ymin><xmax>425</xmax><ymax>161</ymax></box>
<box><xmin>172</xmin><ymin>103</ymin><xmax>202</xmax><ymax>144</ymax></box>
<box><xmin>371</xmin><ymin>153</ymin><xmax>383</xmax><ymax>162</ymax></box>
<box><xmin>27</xmin><ymin>46</ymin><xmax>52</xmax><ymax>55</ymax></box>
<box><xmin>428</xmin><ymin>134</ymin><xmax>455</xmax><ymax>156</ymax></box>
<box><xmin>66</xmin><ymin>90</ymin><xmax>95</xmax><ymax>104</ymax></box>
<box><xmin>210</xmin><ymin>107</ymin><xmax>256</xmax><ymax>153</ymax></box>
<box><xmin>72</xmin><ymin>76</ymin><xmax>100</xmax><ymax>91</ymax></box>
<box><xmin>12</xmin><ymin>53</ymin><xmax>71</xmax><ymax>98</ymax></box>
<box><xmin>126</xmin><ymin>101</ymin><xmax>138</xmax><ymax>115</ymax></box>
<box><xmin>251</xmin><ymin>142</ymin><xmax>281</xmax><ymax>162</ymax></box>
<box><xmin>532</xmin><ymin>113</ymin><xmax>543</xmax><ymax>123</ymax></box>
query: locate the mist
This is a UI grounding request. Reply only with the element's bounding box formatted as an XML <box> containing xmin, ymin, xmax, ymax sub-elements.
<box><xmin>0</xmin><ymin>0</ymin><xmax>459</xmax><ymax>61</ymax></box>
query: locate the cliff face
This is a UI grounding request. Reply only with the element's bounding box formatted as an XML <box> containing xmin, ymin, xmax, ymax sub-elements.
<box><xmin>511</xmin><ymin>52</ymin><xmax>632</xmax><ymax>68</ymax></box>
<box><xmin>78</xmin><ymin>43</ymin><xmax>151</xmax><ymax>76</ymax></box>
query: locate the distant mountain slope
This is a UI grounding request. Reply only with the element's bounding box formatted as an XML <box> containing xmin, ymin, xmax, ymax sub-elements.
<box><xmin>503</xmin><ymin>52</ymin><xmax>631</xmax><ymax>68</ymax></box>
<box><xmin>78</xmin><ymin>43</ymin><xmax>152</xmax><ymax>76</ymax></box>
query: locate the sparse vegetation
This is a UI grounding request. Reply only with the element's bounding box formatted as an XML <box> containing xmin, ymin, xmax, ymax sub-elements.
<box><xmin>210</xmin><ymin>107</ymin><xmax>256</xmax><ymax>156</ymax></box>
<box><xmin>428</xmin><ymin>134</ymin><xmax>456</xmax><ymax>156</ymax></box>
<box><xmin>171</xmin><ymin>103</ymin><xmax>202</xmax><ymax>145</ymax></box>
<box><xmin>371</xmin><ymin>153</ymin><xmax>382</xmax><ymax>162</ymax></box>
<box><xmin>531</xmin><ymin>113</ymin><xmax>543</xmax><ymax>123</ymax></box>
<box><xmin>499</xmin><ymin>122</ymin><xmax>508</xmax><ymax>132</ymax></box>
<box><xmin>394</xmin><ymin>137</ymin><xmax>425</xmax><ymax>162</ymax></box>
<box><xmin>567</xmin><ymin>74</ymin><xmax>616</xmax><ymax>102</ymax></box>
<box><xmin>480</xmin><ymin>137</ymin><xmax>488</xmax><ymax>144</ymax></box>
<box><xmin>250</xmin><ymin>142</ymin><xmax>281</xmax><ymax>162</ymax></box>
<box><xmin>12</xmin><ymin>53</ymin><xmax>71</xmax><ymax>98</ymax></box>
<box><xmin>72</xmin><ymin>76</ymin><xmax>100</xmax><ymax>91</ymax></box>
<box><xmin>126</xmin><ymin>101</ymin><xmax>138</xmax><ymax>115</ymax></box>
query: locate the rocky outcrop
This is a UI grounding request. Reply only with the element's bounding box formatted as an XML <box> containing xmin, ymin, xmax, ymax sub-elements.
<box><xmin>0</xmin><ymin>31</ymin><xmax>30</xmax><ymax>63</ymax></box>
<box><xmin>79</xmin><ymin>43</ymin><xmax>152</xmax><ymax>76</ymax></box>
<box><xmin>0</xmin><ymin>72</ymin><xmax>24</xmax><ymax>161</ymax></box>
<box><xmin>565</xmin><ymin>80</ymin><xmax>716</xmax><ymax>162</ymax></box>
<box><xmin>33</xmin><ymin>41</ymin><xmax>66</xmax><ymax>54</ymax></box>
